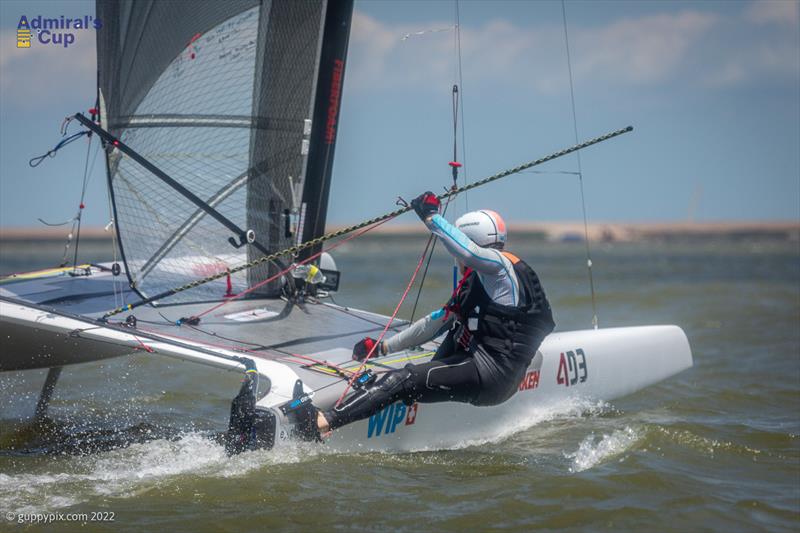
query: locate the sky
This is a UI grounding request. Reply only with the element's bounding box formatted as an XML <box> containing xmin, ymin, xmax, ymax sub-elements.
<box><xmin>0</xmin><ymin>0</ymin><xmax>798</xmax><ymax>229</ymax></box>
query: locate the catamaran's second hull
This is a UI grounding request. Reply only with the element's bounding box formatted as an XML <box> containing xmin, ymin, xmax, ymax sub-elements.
<box><xmin>0</xmin><ymin>299</ymin><xmax>135</xmax><ymax>371</ymax></box>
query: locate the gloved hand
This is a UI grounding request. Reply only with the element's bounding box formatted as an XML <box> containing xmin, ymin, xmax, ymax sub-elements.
<box><xmin>352</xmin><ymin>337</ymin><xmax>384</xmax><ymax>361</ymax></box>
<box><xmin>410</xmin><ymin>191</ymin><xmax>440</xmax><ymax>221</ymax></box>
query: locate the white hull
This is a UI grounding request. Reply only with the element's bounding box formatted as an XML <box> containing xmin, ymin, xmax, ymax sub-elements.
<box><xmin>270</xmin><ymin>326</ymin><xmax>693</xmax><ymax>452</ymax></box>
<box><xmin>1</xmin><ymin>298</ymin><xmax>692</xmax><ymax>452</ymax></box>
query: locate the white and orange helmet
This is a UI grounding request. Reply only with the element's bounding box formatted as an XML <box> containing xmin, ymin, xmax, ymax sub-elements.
<box><xmin>455</xmin><ymin>210</ymin><xmax>507</xmax><ymax>248</ymax></box>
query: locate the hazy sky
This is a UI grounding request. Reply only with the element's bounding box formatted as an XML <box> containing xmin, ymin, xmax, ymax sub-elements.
<box><xmin>0</xmin><ymin>0</ymin><xmax>798</xmax><ymax>229</ymax></box>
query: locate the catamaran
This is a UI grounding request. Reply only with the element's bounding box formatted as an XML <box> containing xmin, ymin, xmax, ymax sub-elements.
<box><xmin>0</xmin><ymin>0</ymin><xmax>692</xmax><ymax>454</ymax></box>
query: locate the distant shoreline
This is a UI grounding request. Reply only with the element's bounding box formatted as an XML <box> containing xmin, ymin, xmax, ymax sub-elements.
<box><xmin>1</xmin><ymin>221</ymin><xmax>798</xmax><ymax>243</ymax></box>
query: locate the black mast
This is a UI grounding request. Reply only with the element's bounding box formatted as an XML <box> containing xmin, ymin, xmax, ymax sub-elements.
<box><xmin>299</xmin><ymin>0</ymin><xmax>354</xmax><ymax>261</ymax></box>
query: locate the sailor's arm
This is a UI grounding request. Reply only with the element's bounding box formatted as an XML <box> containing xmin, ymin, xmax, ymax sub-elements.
<box><xmin>424</xmin><ymin>214</ymin><xmax>504</xmax><ymax>274</ymax></box>
<box><xmin>382</xmin><ymin>308</ymin><xmax>453</xmax><ymax>354</ymax></box>
<box><xmin>352</xmin><ymin>309</ymin><xmax>452</xmax><ymax>360</ymax></box>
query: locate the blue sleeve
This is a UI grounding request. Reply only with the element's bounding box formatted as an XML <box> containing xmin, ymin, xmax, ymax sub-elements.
<box><xmin>383</xmin><ymin>307</ymin><xmax>453</xmax><ymax>353</ymax></box>
<box><xmin>425</xmin><ymin>214</ymin><xmax>504</xmax><ymax>274</ymax></box>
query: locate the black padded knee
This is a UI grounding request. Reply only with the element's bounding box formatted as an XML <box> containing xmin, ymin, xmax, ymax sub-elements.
<box><xmin>376</xmin><ymin>367</ymin><xmax>415</xmax><ymax>397</ymax></box>
<box><xmin>324</xmin><ymin>368</ymin><xmax>414</xmax><ymax>430</ymax></box>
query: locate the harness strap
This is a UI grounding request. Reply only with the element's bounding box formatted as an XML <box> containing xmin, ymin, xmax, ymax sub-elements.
<box><xmin>443</xmin><ymin>267</ymin><xmax>473</xmax><ymax>321</ymax></box>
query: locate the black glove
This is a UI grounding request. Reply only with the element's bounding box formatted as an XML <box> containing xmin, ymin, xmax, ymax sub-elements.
<box><xmin>353</xmin><ymin>337</ymin><xmax>382</xmax><ymax>361</ymax></box>
<box><xmin>410</xmin><ymin>191</ymin><xmax>440</xmax><ymax>221</ymax></box>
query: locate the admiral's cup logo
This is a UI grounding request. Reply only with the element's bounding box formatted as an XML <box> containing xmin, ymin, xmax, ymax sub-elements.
<box><xmin>16</xmin><ymin>17</ymin><xmax>31</xmax><ymax>48</ymax></box>
<box><xmin>14</xmin><ymin>15</ymin><xmax>102</xmax><ymax>49</ymax></box>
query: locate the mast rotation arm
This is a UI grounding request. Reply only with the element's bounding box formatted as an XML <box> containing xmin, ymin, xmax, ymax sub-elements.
<box><xmin>72</xmin><ymin>113</ymin><xmax>269</xmax><ymax>255</ymax></box>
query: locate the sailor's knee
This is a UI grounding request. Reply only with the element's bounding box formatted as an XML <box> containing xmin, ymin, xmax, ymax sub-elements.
<box><xmin>370</xmin><ymin>366</ymin><xmax>418</xmax><ymax>404</ymax></box>
<box><xmin>376</xmin><ymin>367</ymin><xmax>413</xmax><ymax>393</ymax></box>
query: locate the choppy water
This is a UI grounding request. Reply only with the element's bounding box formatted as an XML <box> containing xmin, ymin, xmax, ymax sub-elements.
<box><xmin>1</xmin><ymin>235</ymin><xmax>798</xmax><ymax>531</ymax></box>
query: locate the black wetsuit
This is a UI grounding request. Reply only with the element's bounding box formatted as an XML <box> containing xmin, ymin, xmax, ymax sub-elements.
<box><xmin>323</xmin><ymin>252</ymin><xmax>554</xmax><ymax>430</ymax></box>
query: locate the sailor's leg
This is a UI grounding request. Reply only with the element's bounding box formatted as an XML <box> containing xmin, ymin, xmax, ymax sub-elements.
<box><xmin>34</xmin><ymin>366</ymin><xmax>62</xmax><ymax>423</ymax></box>
<box><xmin>322</xmin><ymin>353</ymin><xmax>481</xmax><ymax>431</ymax></box>
<box><xmin>417</xmin><ymin>353</ymin><xmax>481</xmax><ymax>403</ymax></box>
<box><xmin>430</xmin><ymin>330</ymin><xmax>456</xmax><ymax>361</ymax></box>
<box><xmin>322</xmin><ymin>368</ymin><xmax>415</xmax><ymax>431</ymax></box>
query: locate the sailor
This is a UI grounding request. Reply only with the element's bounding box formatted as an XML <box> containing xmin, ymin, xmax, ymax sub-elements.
<box><xmin>305</xmin><ymin>192</ymin><xmax>555</xmax><ymax>437</ymax></box>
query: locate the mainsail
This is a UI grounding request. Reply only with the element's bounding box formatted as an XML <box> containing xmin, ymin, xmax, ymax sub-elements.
<box><xmin>96</xmin><ymin>0</ymin><xmax>353</xmax><ymax>303</ymax></box>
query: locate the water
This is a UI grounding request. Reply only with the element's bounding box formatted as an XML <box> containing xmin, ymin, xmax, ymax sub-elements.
<box><xmin>1</xmin><ymin>234</ymin><xmax>798</xmax><ymax>531</ymax></box>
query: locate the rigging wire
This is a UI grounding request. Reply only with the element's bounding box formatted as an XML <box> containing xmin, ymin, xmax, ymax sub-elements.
<box><xmin>29</xmin><ymin>118</ymin><xmax>95</xmax><ymax>267</ymax></box>
<box><xmin>190</xmin><ymin>213</ymin><xmax>398</xmax><ymax>321</ymax></box>
<box><xmin>127</xmin><ymin>322</ymin><xmax>353</xmax><ymax>377</ymax></box>
<box><xmin>454</xmin><ymin>0</ymin><xmax>469</xmax><ymax>212</ymax></box>
<box><xmin>324</xmin><ymin>295</ymin><xmax>409</xmax><ymax>331</ymax></box>
<box><xmin>70</xmin><ymin>132</ymin><xmax>95</xmax><ymax>272</ymax></box>
<box><xmin>561</xmin><ymin>0</ymin><xmax>599</xmax><ymax>330</ymax></box>
<box><xmin>142</xmin><ymin>299</ymin><xmax>405</xmax><ymax>376</ymax></box>
<box><xmin>407</xmin><ymin>91</ymin><xmax>460</xmax><ymax>322</ymax></box>
<box><xmin>101</xmin><ymin>125</ymin><xmax>632</xmax><ymax>319</ymax></box>
<box><xmin>521</xmin><ymin>170</ymin><xmax>581</xmax><ymax>176</ymax></box>
<box><xmin>335</xmin><ymin>235</ymin><xmax>434</xmax><ymax>407</ymax></box>
<box><xmin>408</xmin><ymin>1</ymin><xmax>469</xmax><ymax>323</ymax></box>
<box><xmin>29</xmin><ymin>116</ymin><xmax>103</xmax><ymax>270</ymax></box>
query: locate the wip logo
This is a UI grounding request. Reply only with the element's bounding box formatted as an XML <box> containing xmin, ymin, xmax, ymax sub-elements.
<box><xmin>16</xmin><ymin>15</ymin><xmax>101</xmax><ymax>49</ymax></box>
<box><xmin>367</xmin><ymin>402</ymin><xmax>418</xmax><ymax>438</ymax></box>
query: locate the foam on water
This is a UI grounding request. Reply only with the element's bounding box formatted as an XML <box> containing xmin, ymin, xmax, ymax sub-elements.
<box><xmin>444</xmin><ymin>397</ymin><xmax>613</xmax><ymax>452</ymax></box>
<box><xmin>0</xmin><ymin>397</ymin><xmax>614</xmax><ymax>514</ymax></box>
<box><xmin>0</xmin><ymin>432</ymin><xmax>326</xmax><ymax>514</ymax></box>
<box><xmin>566</xmin><ymin>426</ymin><xmax>642</xmax><ymax>472</ymax></box>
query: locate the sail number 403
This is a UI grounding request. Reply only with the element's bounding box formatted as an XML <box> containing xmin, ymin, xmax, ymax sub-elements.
<box><xmin>557</xmin><ymin>349</ymin><xmax>588</xmax><ymax>387</ymax></box>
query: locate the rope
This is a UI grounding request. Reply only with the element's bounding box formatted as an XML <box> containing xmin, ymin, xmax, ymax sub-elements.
<box><xmin>69</xmin><ymin>133</ymin><xmax>95</xmax><ymax>272</ymax></box>
<box><xmin>30</xmin><ymin>118</ymin><xmax>96</xmax><ymax>268</ymax></box>
<box><xmin>408</xmin><ymin>233</ymin><xmax>436</xmax><ymax>323</ymax></box>
<box><xmin>28</xmin><ymin>131</ymin><xmax>88</xmax><ymax>167</ymax></box>
<box><xmin>335</xmin><ymin>236</ymin><xmax>434</xmax><ymax>407</ymax></box>
<box><xmin>561</xmin><ymin>0</ymin><xmax>599</xmax><ymax>329</ymax></box>
<box><xmin>410</xmin><ymin>19</ymin><xmax>467</xmax><ymax>323</ymax></box>
<box><xmin>101</xmin><ymin>125</ymin><xmax>633</xmax><ymax>319</ymax></box>
<box><xmin>323</xmin><ymin>296</ymin><xmax>409</xmax><ymax>331</ymax></box>
<box><xmin>131</xmin><ymin>334</ymin><xmax>154</xmax><ymax>353</ymax></box>
<box><xmin>191</xmin><ymin>214</ymin><xmax>396</xmax><ymax>320</ymax></box>
<box><xmin>130</xmin><ymin>323</ymin><xmax>351</xmax><ymax>377</ymax></box>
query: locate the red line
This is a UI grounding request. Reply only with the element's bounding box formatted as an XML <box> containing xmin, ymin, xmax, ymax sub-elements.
<box><xmin>128</xmin><ymin>324</ymin><xmax>348</xmax><ymax>373</ymax></box>
<box><xmin>131</xmin><ymin>334</ymin><xmax>154</xmax><ymax>353</ymax></box>
<box><xmin>335</xmin><ymin>236</ymin><xmax>433</xmax><ymax>407</ymax></box>
<box><xmin>195</xmin><ymin>216</ymin><xmax>396</xmax><ymax>320</ymax></box>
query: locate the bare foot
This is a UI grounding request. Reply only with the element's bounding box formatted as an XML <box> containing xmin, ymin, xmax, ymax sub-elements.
<box><xmin>317</xmin><ymin>411</ymin><xmax>331</xmax><ymax>437</ymax></box>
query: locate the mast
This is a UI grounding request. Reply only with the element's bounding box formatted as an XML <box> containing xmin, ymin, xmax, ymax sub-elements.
<box><xmin>299</xmin><ymin>0</ymin><xmax>355</xmax><ymax>261</ymax></box>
